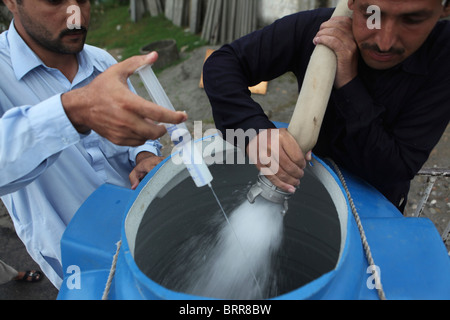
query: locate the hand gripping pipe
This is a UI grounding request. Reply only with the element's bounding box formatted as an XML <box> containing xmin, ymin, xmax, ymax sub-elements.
<box><xmin>247</xmin><ymin>0</ymin><xmax>353</xmax><ymax>211</ymax></box>
<box><xmin>136</xmin><ymin>65</ymin><xmax>213</xmax><ymax>188</ymax></box>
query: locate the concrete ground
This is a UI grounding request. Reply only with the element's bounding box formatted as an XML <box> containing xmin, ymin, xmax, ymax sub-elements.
<box><xmin>0</xmin><ymin>45</ymin><xmax>448</xmax><ymax>300</ymax></box>
<box><xmin>0</xmin><ymin>222</ymin><xmax>59</xmax><ymax>299</ymax></box>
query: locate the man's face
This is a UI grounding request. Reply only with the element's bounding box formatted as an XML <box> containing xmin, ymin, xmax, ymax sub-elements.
<box><xmin>349</xmin><ymin>0</ymin><xmax>444</xmax><ymax>70</ymax></box>
<box><xmin>13</xmin><ymin>0</ymin><xmax>91</xmax><ymax>55</ymax></box>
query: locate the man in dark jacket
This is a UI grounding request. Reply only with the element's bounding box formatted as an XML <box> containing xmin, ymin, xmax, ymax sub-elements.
<box><xmin>203</xmin><ymin>0</ymin><xmax>450</xmax><ymax>212</ymax></box>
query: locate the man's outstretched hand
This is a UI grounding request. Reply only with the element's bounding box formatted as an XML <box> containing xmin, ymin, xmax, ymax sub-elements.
<box><xmin>62</xmin><ymin>52</ymin><xmax>188</xmax><ymax>146</ymax></box>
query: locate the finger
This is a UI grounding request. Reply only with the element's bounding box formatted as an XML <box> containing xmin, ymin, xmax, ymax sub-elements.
<box><xmin>129</xmin><ymin>155</ymin><xmax>164</xmax><ymax>189</ymax></box>
<box><xmin>319</xmin><ymin>17</ymin><xmax>352</xmax><ymax>31</ymax></box>
<box><xmin>278</xmin><ymin>129</ymin><xmax>306</xmax><ymax>175</ymax></box>
<box><xmin>113</xmin><ymin>52</ymin><xmax>159</xmax><ymax>80</ymax></box>
<box><xmin>127</xmin><ymin>93</ymin><xmax>188</xmax><ymax>125</ymax></box>
<box><xmin>92</xmin><ymin>105</ymin><xmax>168</xmax><ymax>145</ymax></box>
<box><xmin>106</xmin><ymin>52</ymin><xmax>159</xmax><ymax>83</ymax></box>
<box><xmin>129</xmin><ymin>163</ymin><xmax>148</xmax><ymax>190</ymax></box>
<box><xmin>96</xmin><ymin>93</ymin><xmax>185</xmax><ymax>143</ymax></box>
<box><xmin>265</xmin><ymin>171</ymin><xmax>298</xmax><ymax>194</ymax></box>
<box><xmin>100</xmin><ymin>116</ymin><xmax>165</xmax><ymax>146</ymax></box>
<box><xmin>106</xmin><ymin>132</ymin><xmax>154</xmax><ymax>147</ymax></box>
<box><xmin>314</xmin><ymin>34</ymin><xmax>346</xmax><ymax>52</ymax></box>
<box><xmin>279</xmin><ymin>132</ymin><xmax>306</xmax><ymax>168</ymax></box>
<box><xmin>315</xmin><ymin>25</ymin><xmax>348</xmax><ymax>43</ymax></box>
<box><xmin>278</xmin><ymin>152</ymin><xmax>305</xmax><ymax>181</ymax></box>
<box><xmin>316</xmin><ymin>18</ymin><xmax>353</xmax><ymax>45</ymax></box>
<box><xmin>130</xmin><ymin>170</ymin><xmax>148</xmax><ymax>190</ymax></box>
<box><xmin>259</xmin><ymin>151</ymin><xmax>303</xmax><ymax>191</ymax></box>
<box><xmin>121</xmin><ymin>107</ymin><xmax>169</xmax><ymax>140</ymax></box>
<box><xmin>131</xmin><ymin>120</ymin><xmax>168</xmax><ymax>141</ymax></box>
<box><xmin>130</xmin><ymin>172</ymin><xmax>141</xmax><ymax>190</ymax></box>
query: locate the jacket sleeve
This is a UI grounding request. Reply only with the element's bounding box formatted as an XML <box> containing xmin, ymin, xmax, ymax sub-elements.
<box><xmin>203</xmin><ymin>9</ymin><xmax>331</xmax><ymax>140</ymax></box>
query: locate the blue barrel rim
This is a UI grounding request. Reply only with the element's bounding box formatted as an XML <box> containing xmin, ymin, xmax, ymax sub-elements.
<box><xmin>118</xmin><ymin>134</ymin><xmax>354</xmax><ymax>300</ymax></box>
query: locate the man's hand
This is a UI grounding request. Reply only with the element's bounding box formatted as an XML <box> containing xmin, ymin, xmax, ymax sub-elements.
<box><xmin>62</xmin><ymin>52</ymin><xmax>188</xmax><ymax>146</ymax></box>
<box><xmin>246</xmin><ymin>128</ymin><xmax>312</xmax><ymax>194</ymax></box>
<box><xmin>129</xmin><ymin>152</ymin><xmax>165</xmax><ymax>190</ymax></box>
<box><xmin>313</xmin><ymin>16</ymin><xmax>358</xmax><ymax>89</ymax></box>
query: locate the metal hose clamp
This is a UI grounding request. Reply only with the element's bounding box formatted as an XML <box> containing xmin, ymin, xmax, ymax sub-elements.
<box><xmin>247</xmin><ymin>174</ymin><xmax>292</xmax><ymax>216</ymax></box>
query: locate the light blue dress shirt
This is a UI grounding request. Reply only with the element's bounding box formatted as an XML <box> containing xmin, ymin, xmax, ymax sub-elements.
<box><xmin>0</xmin><ymin>22</ymin><xmax>162</xmax><ymax>288</ymax></box>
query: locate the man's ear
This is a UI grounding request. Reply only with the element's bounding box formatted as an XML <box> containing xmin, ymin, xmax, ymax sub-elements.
<box><xmin>2</xmin><ymin>0</ymin><xmax>18</xmax><ymax>14</ymax></box>
<box><xmin>347</xmin><ymin>0</ymin><xmax>355</xmax><ymax>11</ymax></box>
<box><xmin>441</xmin><ymin>3</ymin><xmax>450</xmax><ymax>19</ymax></box>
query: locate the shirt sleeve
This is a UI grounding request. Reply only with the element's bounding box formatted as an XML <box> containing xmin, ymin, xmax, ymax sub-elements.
<box><xmin>128</xmin><ymin>139</ymin><xmax>163</xmax><ymax>167</ymax></box>
<box><xmin>0</xmin><ymin>94</ymin><xmax>81</xmax><ymax>195</ymax></box>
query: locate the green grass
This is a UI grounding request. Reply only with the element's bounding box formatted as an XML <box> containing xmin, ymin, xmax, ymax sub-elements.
<box><xmin>87</xmin><ymin>1</ymin><xmax>206</xmax><ymax>61</ymax></box>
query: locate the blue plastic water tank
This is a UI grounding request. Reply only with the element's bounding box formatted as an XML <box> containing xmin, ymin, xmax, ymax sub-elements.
<box><xmin>57</xmin><ymin>135</ymin><xmax>450</xmax><ymax>300</ymax></box>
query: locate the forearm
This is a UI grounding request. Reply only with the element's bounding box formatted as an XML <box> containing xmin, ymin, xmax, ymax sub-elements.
<box><xmin>0</xmin><ymin>94</ymin><xmax>80</xmax><ymax>193</ymax></box>
<box><xmin>203</xmin><ymin>47</ymin><xmax>276</xmax><ymax>136</ymax></box>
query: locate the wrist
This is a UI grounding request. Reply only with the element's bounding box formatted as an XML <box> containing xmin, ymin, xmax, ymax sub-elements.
<box><xmin>335</xmin><ymin>71</ymin><xmax>358</xmax><ymax>89</ymax></box>
<box><xmin>61</xmin><ymin>90</ymin><xmax>90</xmax><ymax>134</ymax></box>
<box><xmin>335</xmin><ymin>78</ymin><xmax>354</xmax><ymax>89</ymax></box>
<box><xmin>335</xmin><ymin>58</ymin><xmax>358</xmax><ymax>89</ymax></box>
<box><xmin>136</xmin><ymin>151</ymin><xmax>155</xmax><ymax>164</ymax></box>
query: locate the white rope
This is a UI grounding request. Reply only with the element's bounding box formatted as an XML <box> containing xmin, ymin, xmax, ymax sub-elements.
<box><xmin>329</xmin><ymin>160</ymin><xmax>387</xmax><ymax>300</ymax></box>
<box><xmin>102</xmin><ymin>240</ymin><xmax>122</xmax><ymax>300</ymax></box>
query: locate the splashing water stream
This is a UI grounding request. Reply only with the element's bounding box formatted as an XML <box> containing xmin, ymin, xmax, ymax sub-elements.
<box><xmin>182</xmin><ymin>186</ymin><xmax>285</xmax><ymax>300</ymax></box>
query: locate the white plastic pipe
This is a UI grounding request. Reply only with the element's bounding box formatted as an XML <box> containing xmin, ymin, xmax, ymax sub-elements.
<box><xmin>288</xmin><ymin>0</ymin><xmax>353</xmax><ymax>153</ymax></box>
<box><xmin>136</xmin><ymin>65</ymin><xmax>213</xmax><ymax>188</ymax></box>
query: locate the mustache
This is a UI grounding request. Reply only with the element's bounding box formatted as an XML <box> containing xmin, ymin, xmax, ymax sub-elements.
<box><xmin>59</xmin><ymin>26</ymin><xmax>88</xmax><ymax>37</ymax></box>
<box><xmin>361</xmin><ymin>43</ymin><xmax>405</xmax><ymax>55</ymax></box>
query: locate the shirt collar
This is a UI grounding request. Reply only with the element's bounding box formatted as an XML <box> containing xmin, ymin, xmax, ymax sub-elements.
<box><xmin>7</xmin><ymin>20</ymin><xmax>102</xmax><ymax>82</ymax></box>
<box><xmin>8</xmin><ymin>20</ymin><xmax>44</xmax><ymax>80</ymax></box>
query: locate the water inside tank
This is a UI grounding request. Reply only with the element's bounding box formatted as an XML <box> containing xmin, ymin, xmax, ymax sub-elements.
<box><xmin>134</xmin><ymin>160</ymin><xmax>341</xmax><ymax>299</ymax></box>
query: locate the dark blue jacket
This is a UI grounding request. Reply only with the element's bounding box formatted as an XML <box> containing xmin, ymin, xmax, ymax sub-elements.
<box><xmin>203</xmin><ymin>8</ymin><xmax>450</xmax><ymax>212</ymax></box>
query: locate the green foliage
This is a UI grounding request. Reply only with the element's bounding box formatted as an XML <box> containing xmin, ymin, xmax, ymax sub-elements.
<box><xmin>0</xmin><ymin>2</ymin><xmax>12</xmax><ymax>32</ymax></box>
<box><xmin>87</xmin><ymin>1</ymin><xmax>206</xmax><ymax>61</ymax></box>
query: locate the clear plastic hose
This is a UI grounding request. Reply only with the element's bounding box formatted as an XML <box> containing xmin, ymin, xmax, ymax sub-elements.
<box><xmin>136</xmin><ymin>64</ymin><xmax>213</xmax><ymax>187</ymax></box>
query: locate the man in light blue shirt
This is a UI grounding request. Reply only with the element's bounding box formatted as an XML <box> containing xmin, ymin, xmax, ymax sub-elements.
<box><xmin>0</xmin><ymin>0</ymin><xmax>186</xmax><ymax>288</ymax></box>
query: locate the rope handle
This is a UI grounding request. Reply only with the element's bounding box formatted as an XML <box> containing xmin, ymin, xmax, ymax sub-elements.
<box><xmin>329</xmin><ymin>160</ymin><xmax>387</xmax><ymax>300</ymax></box>
<box><xmin>102</xmin><ymin>240</ymin><xmax>122</xmax><ymax>300</ymax></box>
